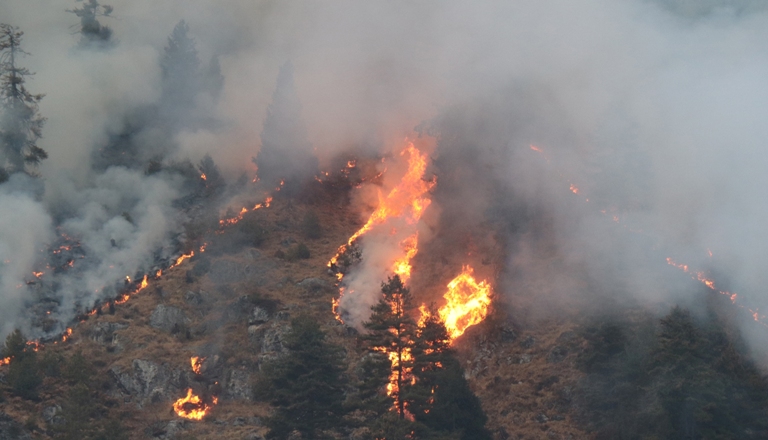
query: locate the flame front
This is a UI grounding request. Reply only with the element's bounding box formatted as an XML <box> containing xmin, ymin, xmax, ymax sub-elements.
<box><xmin>435</xmin><ymin>266</ymin><xmax>492</xmax><ymax>341</ymax></box>
<box><xmin>173</xmin><ymin>389</ymin><xmax>216</xmax><ymax>420</ymax></box>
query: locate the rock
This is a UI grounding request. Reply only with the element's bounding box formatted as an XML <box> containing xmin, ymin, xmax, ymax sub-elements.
<box><xmin>296</xmin><ymin>277</ymin><xmax>333</xmax><ymax>294</ymax></box>
<box><xmin>547</xmin><ymin>346</ymin><xmax>568</xmax><ymax>364</ymax></box>
<box><xmin>89</xmin><ymin>321</ymin><xmax>128</xmax><ymax>346</ymax></box>
<box><xmin>0</xmin><ymin>412</ymin><xmax>31</xmax><ymax>439</ymax></box>
<box><xmin>245</xmin><ymin>433</ymin><xmax>267</xmax><ymax>440</ymax></box>
<box><xmin>276</xmin><ymin>311</ymin><xmax>290</xmax><ymax>321</ymax></box>
<box><xmin>42</xmin><ymin>405</ymin><xmax>63</xmax><ymax>425</ymax></box>
<box><xmin>520</xmin><ymin>335</ymin><xmax>535</xmax><ymax>348</ymax></box>
<box><xmin>232</xmin><ymin>417</ymin><xmax>247</xmax><ymax>426</ymax></box>
<box><xmin>184</xmin><ymin>291</ymin><xmax>204</xmax><ymax>305</ymax></box>
<box><xmin>262</xmin><ymin>325</ymin><xmax>290</xmax><ymax>353</ymax></box>
<box><xmin>535</xmin><ymin>413</ymin><xmax>549</xmax><ymax>423</ymax></box>
<box><xmin>149</xmin><ymin>304</ymin><xmax>189</xmax><ymax>333</ymax></box>
<box><xmin>246</xmin><ymin>249</ymin><xmax>262</xmax><ymax>260</ymax></box>
<box><xmin>248</xmin><ymin>307</ymin><xmax>270</xmax><ymax>325</ymax></box>
<box><xmin>225</xmin><ymin>369</ymin><xmax>253</xmax><ymax>400</ymax></box>
<box><xmin>501</xmin><ymin>326</ymin><xmax>517</xmax><ymax>342</ymax></box>
<box><xmin>110</xmin><ymin>359</ymin><xmax>186</xmax><ymax>405</ymax></box>
<box><xmin>518</xmin><ymin>354</ymin><xmax>533</xmax><ymax>364</ymax></box>
<box><xmin>208</xmin><ymin>259</ymin><xmax>275</xmax><ymax>285</ymax></box>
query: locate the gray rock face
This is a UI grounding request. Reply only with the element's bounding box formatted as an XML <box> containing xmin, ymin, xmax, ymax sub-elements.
<box><xmin>208</xmin><ymin>259</ymin><xmax>275</xmax><ymax>285</ymax></box>
<box><xmin>248</xmin><ymin>307</ymin><xmax>270</xmax><ymax>325</ymax></box>
<box><xmin>262</xmin><ymin>325</ymin><xmax>290</xmax><ymax>353</ymax></box>
<box><xmin>225</xmin><ymin>369</ymin><xmax>253</xmax><ymax>401</ymax></box>
<box><xmin>149</xmin><ymin>304</ymin><xmax>189</xmax><ymax>333</ymax></box>
<box><xmin>89</xmin><ymin>321</ymin><xmax>128</xmax><ymax>346</ymax></box>
<box><xmin>110</xmin><ymin>359</ymin><xmax>187</xmax><ymax>405</ymax></box>
<box><xmin>296</xmin><ymin>277</ymin><xmax>333</xmax><ymax>294</ymax></box>
<box><xmin>42</xmin><ymin>405</ymin><xmax>63</xmax><ymax>425</ymax></box>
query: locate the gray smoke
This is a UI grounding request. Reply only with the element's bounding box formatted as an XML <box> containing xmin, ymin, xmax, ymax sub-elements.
<box><xmin>1</xmin><ymin>0</ymin><xmax>768</xmax><ymax>365</ymax></box>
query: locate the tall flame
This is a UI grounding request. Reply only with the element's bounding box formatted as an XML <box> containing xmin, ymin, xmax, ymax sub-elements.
<box><xmin>191</xmin><ymin>356</ymin><xmax>205</xmax><ymax>375</ymax></box>
<box><xmin>434</xmin><ymin>266</ymin><xmax>492</xmax><ymax>341</ymax></box>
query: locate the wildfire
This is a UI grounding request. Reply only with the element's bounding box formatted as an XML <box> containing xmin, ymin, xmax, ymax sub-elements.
<box><xmin>173</xmin><ymin>389</ymin><xmax>217</xmax><ymax>420</ymax></box>
<box><xmin>171</xmin><ymin>251</ymin><xmax>195</xmax><ymax>269</ymax></box>
<box><xmin>432</xmin><ymin>266</ymin><xmax>492</xmax><ymax>341</ymax></box>
<box><xmin>218</xmin><ymin>197</ymin><xmax>273</xmax><ymax>227</ymax></box>
<box><xmin>191</xmin><ymin>356</ymin><xmax>205</xmax><ymax>375</ymax></box>
<box><xmin>328</xmin><ymin>140</ymin><xmax>435</xmax><ymax>271</ymax></box>
<box><xmin>0</xmin><ymin>357</ymin><xmax>11</xmax><ymax>366</ymax></box>
<box><xmin>200</xmin><ymin>173</ymin><xmax>207</xmax><ymax>181</ymax></box>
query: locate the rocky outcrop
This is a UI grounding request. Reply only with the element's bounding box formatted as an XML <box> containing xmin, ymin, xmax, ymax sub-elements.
<box><xmin>110</xmin><ymin>359</ymin><xmax>187</xmax><ymax>405</ymax></box>
<box><xmin>149</xmin><ymin>304</ymin><xmax>189</xmax><ymax>333</ymax></box>
<box><xmin>296</xmin><ymin>277</ymin><xmax>333</xmax><ymax>294</ymax></box>
<box><xmin>225</xmin><ymin>369</ymin><xmax>253</xmax><ymax>401</ymax></box>
<box><xmin>89</xmin><ymin>321</ymin><xmax>128</xmax><ymax>349</ymax></box>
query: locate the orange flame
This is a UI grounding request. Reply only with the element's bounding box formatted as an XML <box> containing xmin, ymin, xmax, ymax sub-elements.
<box><xmin>0</xmin><ymin>357</ymin><xmax>11</xmax><ymax>366</ymax></box>
<box><xmin>171</xmin><ymin>251</ymin><xmax>194</xmax><ymax>269</ymax></box>
<box><xmin>200</xmin><ymin>173</ymin><xmax>207</xmax><ymax>181</ymax></box>
<box><xmin>191</xmin><ymin>356</ymin><xmax>205</xmax><ymax>375</ymax></box>
<box><xmin>328</xmin><ymin>140</ymin><xmax>435</xmax><ymax>270</ymax></box>
<box><xmin>173</xmin><ymin>389</ymin><xmax>216</xmax><ymax>420</ymax></box>
<box><xmin>433</xmin><ymin>266</ymin><xmax>492</xmax><ymax>341</ymax></box>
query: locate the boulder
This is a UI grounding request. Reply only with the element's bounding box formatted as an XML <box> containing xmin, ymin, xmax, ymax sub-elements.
<box><xmin>262</xmin><ymin>325</ymin><xmax>290</xmax><ymax>353</ymax></box>
<box><xmin>149</xmin><ymin>304</ymin><xmax>189</xmax><ymax>333</ymax></box>
<box><xmin>547</xmin><ymin>346</ymin><xmax>568</xmax><ymax>364</ymax></box>
<box><xmin>89</xmin><ymin>321</ymin><xmax>128</xmax><ymax>346</ymax></box>
<box><xmin>296</xmin><ymin>277</ymin><xmax>333</xmax><ymax>294</ymax></box>
<box><xmin>248</xmin><ymin>307</ymin><xmax>270</xmax><ymax>325</ymax></box>
<box><xmin>225</xmin><ymin>369</ymin><xmax>253</xmax><ymax>400</ymax></box>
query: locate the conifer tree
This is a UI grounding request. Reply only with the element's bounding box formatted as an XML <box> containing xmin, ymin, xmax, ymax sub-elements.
<box><xmin>67</xmin><ymin>0</ymin><xmax>114</xmax><ymax>49</ymax></box>
<box><xmin>408</xmin><ymin>309</ymin><xmax>492</xmax><ymax>440</ymax></box>
<box><xmin>254</xmin><ymin>61</ymin><xmax>318</xmax><ymax>194</ymax></box>
<box><xmin>362</xmin><ymin>275</ymin><xmax>417</xmax><ymax>419</ymax></box>
<box><xmin>160</xmin><ymin>20</ymin><xmax>200</xmax><ymax>123</ymax></box>
<box><xmin>0</xmin><ymin>24</ymin><xmax>46</xmax><ymax>177</ymax></box>
<box><xmin>256</xmin><ymin>316</ymin><xmax>347</xmax><ymax>439</ymax></box>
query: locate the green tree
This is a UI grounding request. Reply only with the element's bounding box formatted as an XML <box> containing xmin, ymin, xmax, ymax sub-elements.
<box><xmin>256</xmin><ymin>316</ymin><xmax>347</xmax><ymax>439</ymax></box>
<box><xmin>4</xmin><ymin>329</ymin><xmax>41</xmax><ymax>400</ymax></box>
<box><xmin>408</xmin><ymin>309</ymin><xmax>491</xmax><ymax>440</ymax></box>
<box><xmin>362</xmin><ymin>275</ymin><xmax>417</xmax><ymax>420</ymax></box>
<box><xmin>67</xmin><ymin>0</ymin><xmax>114</xmax><ymax>49</ymax></box>
<box><xmin>0</xmin><ymin>24</ymin><xmax>46</xmax><ymax>176</ymax></box>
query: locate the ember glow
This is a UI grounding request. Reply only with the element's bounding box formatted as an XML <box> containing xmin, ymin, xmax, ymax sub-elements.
<box><xmin>173</xmin><ymin>389</ymin><xmax>217</xmax><ymax>420</ymax></box>
<box><xmin>0</xmin><ymin>357</ymin><xmax>10</xmax><ymax>366</ymax></box>
<box><xmin>434</xmin><ymin>266</ymin><xmax>492</xmax><ymax>341</ymax></box>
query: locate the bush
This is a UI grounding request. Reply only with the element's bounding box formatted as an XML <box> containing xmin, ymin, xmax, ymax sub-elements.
<box><xmin>285</xmin><ymin>243</ymin><xmax>310</xmax><ymax>261</ymax></box>
<box><xmin>301</xmin><ymin>211</ymin><xmax>322</xmax><ymax>239</ymax></box>
<box><xmin>40</xmin><ymin>350</ymin><xmax>64</xmax><ymax>377</ymax></box>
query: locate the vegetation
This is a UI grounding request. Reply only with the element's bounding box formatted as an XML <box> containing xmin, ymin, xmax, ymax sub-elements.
<box><xmin>67</xmin><ymin>0</ymin><xmax>114</xmax><ymax>49</ymax></box>
<box><xmin>256</xmin><ymin>316</ymin><xmax>347</xmax><ymax>439</ymax></box>
<box><xmin>0</xmin><ymin>24</ymin><xmax>46</xmax><ymax>177</ymax></box>
<box><xmin>577</xmin><ymin>306</ymin><xmax>768</xmax><ymax>439</ymax></box>
<box><xmin>3</xmin><ymin>329</ymin><xmax>42</xmax><ymax>400</ymax></box>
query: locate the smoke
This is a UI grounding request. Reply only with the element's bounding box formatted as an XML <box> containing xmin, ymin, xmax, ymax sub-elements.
<box><xmin>1</xmin><ymin>0</ymin><xmax>768</xmax><ymax>362</ymax></box>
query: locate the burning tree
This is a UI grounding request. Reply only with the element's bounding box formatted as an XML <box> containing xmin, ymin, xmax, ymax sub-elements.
<box><xmin>0</xmin><ymin>24</ymin><xmax>46</xmax><ymax>179</ymax></box>
<box><xmin>362</xmin><ymin>274</ymin><xmax>417</xmax><ymax>420</ymax></box>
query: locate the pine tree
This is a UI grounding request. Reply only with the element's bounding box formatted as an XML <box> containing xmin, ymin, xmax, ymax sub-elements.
<box><xmin>256</xmin><ymin>316</ymin><xmax>347</xmax><ymax>439</ymax></box>
<box><xmin>3</xmin><ymin>329</ymin><xmax>41</xmax><ymax>400</ymax></box>
<box><xmin>160</xmin><ymin>20</ymin><xmax>201</xmax><ymax>123</ymax></box>
<box><xmin>254</xmin><ymin>61</ymin><xmax>318</xmax><ymax>194</ymax></box>
<box><xmin>67</xmin><ymin>0</ymin><xmax>115</xmax><ymax>49</ymax></box>
<box><xmin>0</xmin><ymin>24</ymin><xmax>46</xmax><ymax>177</ymax></box>
<box><xmin>408</xmin><ymin>309</ymin><xmax>492</xmax><ymax>440</ymax></box>
<box><xmin>362</xmin><ymin>275</ymin><xmax>417</xmax><ymax>420</ymax></box>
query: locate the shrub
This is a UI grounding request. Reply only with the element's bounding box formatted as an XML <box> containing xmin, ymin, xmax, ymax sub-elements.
<box><xmin>301</xmin><ymin>211</ymin><xmax>322</xmax><ymax>239</ymax></box>
<box><xmin>286</xmin><ymin>243</ymin><xmax>310</xmax><ymax>261</ymax></box>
